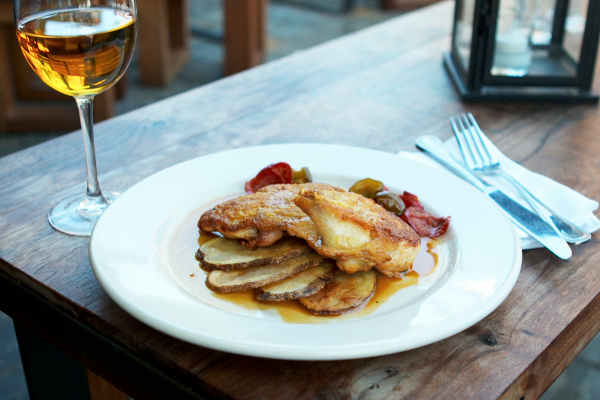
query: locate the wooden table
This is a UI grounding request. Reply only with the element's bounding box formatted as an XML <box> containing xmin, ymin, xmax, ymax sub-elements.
<box><xmin>1</xmin><ymin>1</ymin><xmax>600</xmax><ymax>399</ymax></box>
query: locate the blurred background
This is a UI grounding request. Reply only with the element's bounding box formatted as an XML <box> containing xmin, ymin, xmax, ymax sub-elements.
<box><xmin>0</xmin><ymin>0</ymin><xmax>598</xmax><ymax>399</ymax></box>
<box><xmin>0</xmin><ymin>0</ymin><xmax>423</xmax><ymax>156</ymax></box>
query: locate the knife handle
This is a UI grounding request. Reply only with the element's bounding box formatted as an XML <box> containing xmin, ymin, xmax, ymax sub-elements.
<box><xmin>415</xmin><ymin>136</ymin><xmax>488</xmax><ymax>192</ymax></box>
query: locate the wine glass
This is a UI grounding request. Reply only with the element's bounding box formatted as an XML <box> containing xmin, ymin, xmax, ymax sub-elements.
<box><xmin>14</xmin><ymin>0</ymin><xmax>137</xmax><ymax>236</ymax></box>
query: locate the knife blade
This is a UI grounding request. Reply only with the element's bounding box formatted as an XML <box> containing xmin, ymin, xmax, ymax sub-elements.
<box><xmin>415</xmin><ymin>135</ymin><xmax>572</xmax><ymax>260</ymax></box>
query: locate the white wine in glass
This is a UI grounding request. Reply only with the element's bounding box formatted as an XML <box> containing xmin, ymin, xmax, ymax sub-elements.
<box><xmin>14</xmin><ymin>0</ymin><xmax>137</xmax><ymax>236</ymax></box>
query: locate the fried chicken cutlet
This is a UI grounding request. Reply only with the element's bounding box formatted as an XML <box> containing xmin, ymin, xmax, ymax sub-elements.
<box><xmin>198</xmin><ymin>183</ymin><xmax>343</xmax><ymax>248</ymax></box>
<box><xmin>294</xmin><ymin>188</ymin><xmax>421</xmax><ymax>277</ymax></box>
<box><xmin>199</xmin><ymin>183</ymin><xmax>421</xmax><ymax>277</ymax></box>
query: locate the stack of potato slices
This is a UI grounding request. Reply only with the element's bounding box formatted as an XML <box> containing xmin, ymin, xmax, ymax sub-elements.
<box><xmin>197</xmin><ymin>237</ymin><xmax>377</xmax><ymax>315</ymax></box>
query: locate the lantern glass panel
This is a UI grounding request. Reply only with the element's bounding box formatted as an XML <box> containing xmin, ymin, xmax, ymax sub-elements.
<box><xmin>453</xmin><ymin>0</ymin><xmax>476</xmax><ymax>72</ymax></box>
<box><xmin>563</xmin><ymin>0</ymin><xmax>588</xmax><ymax>63</ymax></box>
<box><xmin>531</xmin><ymin>0</ymin><xmax>556</xmax><ymax>45</ymax></box>
<box><xmin>491</xmin><ymin>0</ymin><xmax>537</xmax><ymax>77</ymax></box>
<box><xmin>489</xmin><ymin>0</ymin><xmax>588</xmax><ymax>80</ymax></box>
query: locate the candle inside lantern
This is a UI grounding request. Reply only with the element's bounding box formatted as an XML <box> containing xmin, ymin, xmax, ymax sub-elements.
<box><xmin>492</xmin><ymin>29</ymin><xmax>533</xmax><ymax>76</ymax></box>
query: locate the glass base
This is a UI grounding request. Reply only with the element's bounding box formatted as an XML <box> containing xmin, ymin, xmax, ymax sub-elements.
<box><xmin>48</xmin><ymin>191</ymin><xmax>119</xmax><ymax>236</ymax></box>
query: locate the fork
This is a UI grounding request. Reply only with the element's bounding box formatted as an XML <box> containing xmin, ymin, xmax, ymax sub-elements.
<box><xmin>450</xmin><ymin>113</ymin><xmax>591</xmax><ymax>245</ymax></box>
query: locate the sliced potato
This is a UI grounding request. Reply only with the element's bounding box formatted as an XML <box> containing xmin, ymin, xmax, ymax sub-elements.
<box><xmin>198</xmin><ymin>237</ymin><xmax>312</xmax><ymax>271</ymax></box>
<box><xmin>206</xmin><ymin>253</ymin><xmax>324</xmax><ymax>294</ymax></box>
<box><xmin>255</xmin><ymin>260</ymin><xmax>336</xmax><ymax>301</ymax></box>
<box><xmin>298</xmin><ymin>269</ymin><xmax>377</xmax><ymax>315</ymax></box>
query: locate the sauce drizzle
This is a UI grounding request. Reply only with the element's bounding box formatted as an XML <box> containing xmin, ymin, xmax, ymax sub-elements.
<box><xmin>202</xmin><ymin>236</ymin><xmax>438</xmax><ymax>323</ymax></box>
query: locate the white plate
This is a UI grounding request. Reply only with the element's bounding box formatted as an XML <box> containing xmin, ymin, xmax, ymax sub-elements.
<box><xmin>90</xmin><ymin>144</ymin><xmax>521</xmax><ymax>360</ymax></box>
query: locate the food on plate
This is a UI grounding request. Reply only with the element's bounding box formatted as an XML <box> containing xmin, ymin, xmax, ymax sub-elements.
<box><xmin>197</xmin><ymin>236</ymin><xmax>312</xmax><ymax>271</ymax></box>
<box><xmin>197</xmin><ymin>162</ymin><xmax>448</xmax><ymax>317</ymax></box>
<box><xmin>200</xmin><ymin>183</ymin><xmax>421</xmax><ymax>277</ymax></box>
<box><xmin>244</xmin><ymin>163</ymin><xmax>313</xmax><ymax>193</ymax></box>
<box><xmin>292</xmin><ymin>167</ymin><xmax>312</xmax><ymax>184</ymax></box>
<box><xmin>198</xmin><ymin>183</ymin><xmax>343</xmax><ymax>248</ymax></box>
<box><xmin>257</xmin><ymin>182</ymin><xmax>336</xmax><ymax>193</ymax></box>
<box><xmin>255</xmin><ymin>260</ymin><xmax>336</xmax><ymax>301</ymax></box>
<box><xmin>348</xmin><ymin>178</ymin><xmax>384</xmax><ymax>199</ymax></box>
<box><xmin>399</xmin><ymin>192</ymin><xmax>451</xmax><ymax>238</ymax></box>
<box><xmin>245</xmin><ymin>162</ymin><xmax>293</xmax><ymax>193</ymax></box>
<box><xmin>298</xmin><ymin>269</ymin><xmax>377</xmax><ymax>315</ymax></box>
<box><xmin>206</xmin><ymin>252</ymin><xmax>325</xmax><ymax>294</ymax></box>
<box><xmin>294</xmin><ymin>188</ymin><xmax>421</xmax><ymax>277</ymax></box>
<box><xmin>348</xmin><ymin>179</ymin><xmax>451</xmax><ymax>238</ymax></box>
<box><xmin>373</xmin><ymin>191</ymin><xmax>406</xmax><ymax>216</ymax></box>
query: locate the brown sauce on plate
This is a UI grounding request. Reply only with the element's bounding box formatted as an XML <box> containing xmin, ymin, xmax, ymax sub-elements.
<box><xmin>202</xmin><ymin>236</ymin><xmax>439</xmax><ymax>323</ymax></box>
<box><xmin>198</xmin><ymin>231</ymin><xmax>221</xmax><ymax>246</ymax></box>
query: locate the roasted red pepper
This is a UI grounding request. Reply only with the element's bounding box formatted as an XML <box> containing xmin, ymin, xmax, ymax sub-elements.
<box><xmin>399</xmin><ymin>191</ymin><xmax>424</xmax><ymax>210</ymax></box>
<box><xmin>403</xmin><ymin>207</ymin><xmax>451</xmax><ymax>238</ymax></box>
<box><xmin>245</xmin><ymin>162</ymin><xmax>293</xmax><ymax>193</ymax></box>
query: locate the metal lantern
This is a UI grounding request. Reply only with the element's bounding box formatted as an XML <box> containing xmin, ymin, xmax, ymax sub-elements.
<box><xmin>444</xmin><ymin>0</ymin><xmax>600</xmax><ymax>103</ymax></box>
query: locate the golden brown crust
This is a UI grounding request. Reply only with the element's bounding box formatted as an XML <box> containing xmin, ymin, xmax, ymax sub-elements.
<box><xmin>293</xmin><ymin>189</ymin><xmax>421</xmax><ymax>276</ymax></box>
<box><xmin>257</xmin><ymin>183</ymin><xmax>343</xmax><ymax>193</ymax></box>
<box><xmin>199</xmin><ymin>182</ymin><xmax>421</xmax><ymax>277</ymax></box>
<box><xmin>198</xmin><ymin>183</ymin><xmax>343</xmax><ymax>248</ymax></box>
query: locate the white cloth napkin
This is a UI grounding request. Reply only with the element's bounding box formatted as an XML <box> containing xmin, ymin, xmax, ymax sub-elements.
<box><xmin>398</xmin><ymin>138</ymin><xmax>600</xmax><ymax>250</ymax></box>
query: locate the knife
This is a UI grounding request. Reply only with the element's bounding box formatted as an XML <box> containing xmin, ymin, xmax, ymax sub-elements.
<box><xmin>415</xmin><ymin>135</ymin><xmax>572</xmax><ymax>260</ymax></box>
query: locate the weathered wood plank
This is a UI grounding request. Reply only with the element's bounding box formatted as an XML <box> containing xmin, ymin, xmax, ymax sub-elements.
<box><xmin>499</xmin><ymin>288</ymin><xmax>600</xmax><ymax>400</ymax></box>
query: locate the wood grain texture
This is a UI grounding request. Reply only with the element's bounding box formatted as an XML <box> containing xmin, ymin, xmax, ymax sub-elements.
<box><xmin>1</xmin><ymin>1</ymin><xmax>600</xmax><ymax>399</ymax></box>
<box><xmin>499</xmin><ymin>289</ymin><xmax>600</xmax><ymax>400</ymax></box>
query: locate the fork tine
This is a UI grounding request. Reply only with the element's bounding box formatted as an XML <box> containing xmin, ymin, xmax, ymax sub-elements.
<box><xmin>456</xmin><ymin>115</ymin><xmax>483</xmax><ymax>169</ymax></box>
<box><xmin>449</xmin><ymin>116</ymin><xmax>478</xmax><ymax>170</ymax></box>
<box><xmin>467</xmin><ymin>113</ymin><xmax>499</xmax><ymax>165</ymax></box>
<box><xmin>461</xmin><ymin>114</ymin><xmax>489</xmax><ymax>167</ymax></box>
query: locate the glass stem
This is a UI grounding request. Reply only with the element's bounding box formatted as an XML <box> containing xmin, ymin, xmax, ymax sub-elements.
<box><xmin>75</xmin><ymin>96</ymin><xmax>109</xmax><ymax>217</ymax></box>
